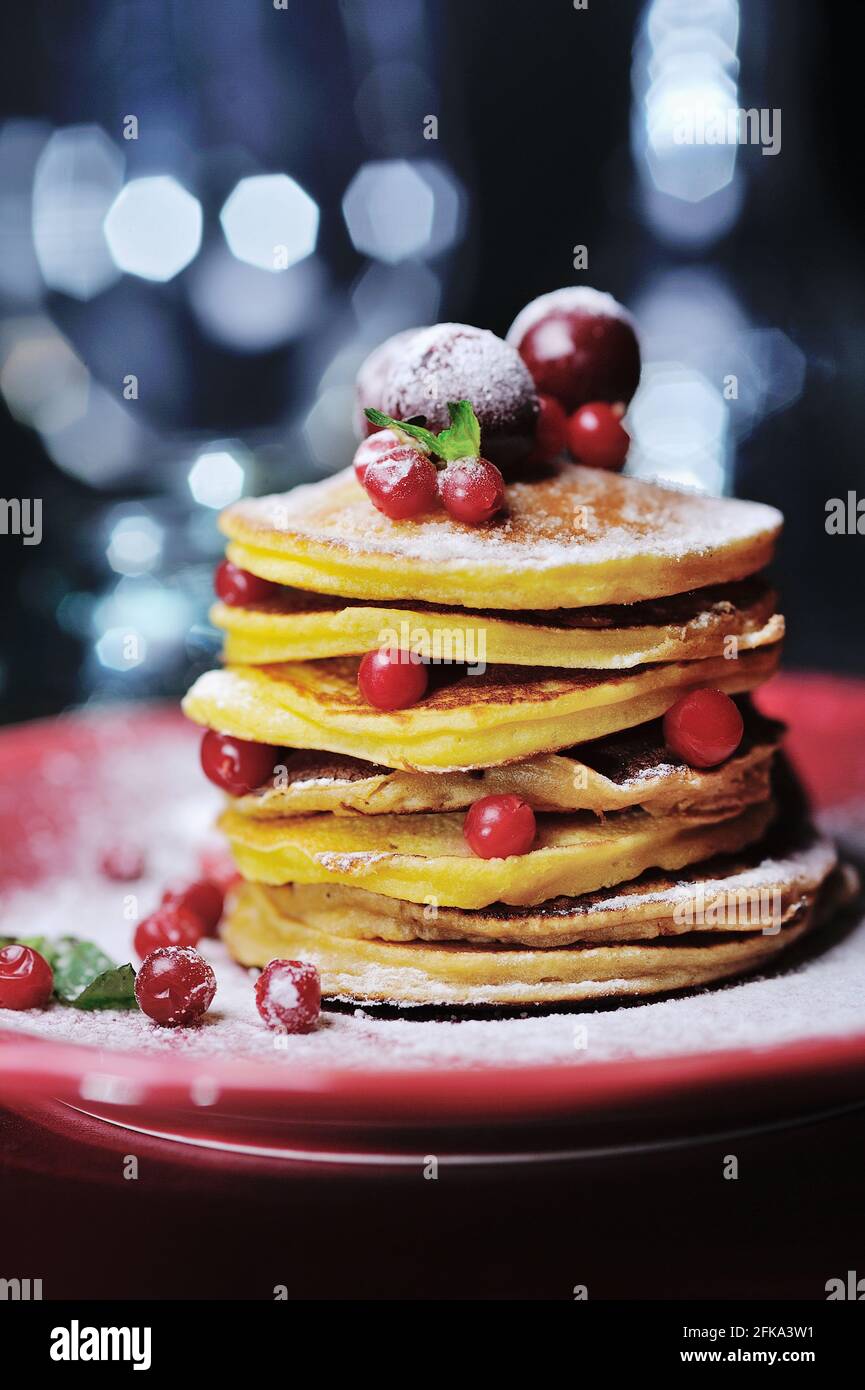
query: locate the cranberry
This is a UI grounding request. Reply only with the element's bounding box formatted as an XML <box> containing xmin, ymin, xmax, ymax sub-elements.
<box><xmin>134</xmin><ymin>904</ymin><xmax>203</xmax><ymax>959</ymax></box>
<box><xmin>99</xmin><ymin>844</ymin><xmax>145</xmax><ymax>882</ymax></box>
<box><xmin>567</xmin><ymin>402</ymin><xmax>630</xmax><ymax>471</ymax></box>
<box><xmin>134</xmin><ymin>946</ymin><xmax>217</xmax><ymax>1027</ymax></box>
<box><xmin>509</xmin><ymin>290</ymin><xmax>641</xmax><ymax>412</ymax></box>
<box><xmin>463</xmin><ymin>794</ymin><xmax>537</xmax><ymax>859</ymax></box>
<box><xmin>200</xmin><ymin>730</ymin><xmax>279</xmax><ymax>796</ymax></box>
<box><xmin>362</xmin><ymin>446</ymin><xmax>439</xmax><ymax>520</ymax></box>
<box><xmin>214</xmin><ymin>560</ymin><xmax>278</xmax><ymax>607</ymax></box>
<box><xmin>0</xmin><ymin>944</ymin><xmax>54</xmax><ymax>1010</ymax></box>
<box><xmin>532</xmin><ymin>394</ymin><xmax>569</xmax><ymax>461</ymax></box>
<box><xmin>162</xmin><ymin>880</ymin><xmax>225</xmax><ymax>936</ymax></box>
<box><xmin>255</xmin><ymin>959</ymin><xmax>321</xmax><ymax>1034</ymax></box>
<box><xmin>197</xmin><ymin>847</ymin><xmax>242</xmax><ymax>895</ymax></box>
<box><xmin>357</xmin><ymin>648</ymin><xmax>428</xmax><ymax>710</ymax></box>
<box><xmin>352</xmin><ymin>428</ymin><xmax>402</xmax><ymax>483</ymax></box>
<box><xmin>663</xmin><ymin>689</ymin><xmax>745</xmax><ymax>769</ymax></box>
<box><xmin>439</xmin><ymin>457</ymin><xmax>506</xmax><ymax>524</ymax></box>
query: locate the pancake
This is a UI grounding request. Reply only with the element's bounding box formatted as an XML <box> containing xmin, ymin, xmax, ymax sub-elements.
<box><xmin>182</xmin><ymin>644</ymin><xmax>781</xmax><ymax>773</ymax></box>
<box><xmin>212</xmin><ymin>577</ymin><xmax>784</xmax><ymax>670</ymax></box>
<box><xmin>233</xmin><ymin>702</ymin><xmax>781</xmax><ymax>819</ymax></box>
<box><xmin>222</xmin><ymin>882</ymin><xmax>823</xmax><ymax>1006</ymax></box>
<box><xmin>221</xmin><ymin>461</ymin><xmax>782</xmax><ymax>610</ymax></box>
<box><xmin>256</xmin><ymin>825</ymin><xmax>837</xmax><ymax>946</ymax></box>
<box><xmin>218</xmin><ymin>798</ymin><xmax>774</xmax><ymax>909</ymax></box>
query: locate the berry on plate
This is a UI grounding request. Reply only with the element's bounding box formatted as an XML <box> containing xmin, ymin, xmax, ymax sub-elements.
<box><xmin>663</xmin><ymin>689</ymin><xmax>745</xmax><ymax>769</ymax></box>
<box><xmin>162</xmin><ymin>880</ymin><xmax>225</xmax><ymax>936</ymax></box>
<box><xmin>0</xmin><ymin>943</ymin><xmax>54</xmax><ymax>1010</ymax></box>
<box><xmin>133</xmin><ymin>904</ymin><xmax>203</xmax><ymax>959</ymax></box>
<box><xmin>99</xmin><ymin>844</ymin><xmax>146</xmax><ymax>882</ymax></box>
<box><xmin>134</xmin><ymin>946</ymin><xmax>217</xmax><ymax>1027</ymax></box>
<box><xmin>255</xmin><ymin>958</ymin><xmax>321</xmax><ymax>1034</ymax></box>
<box><xmin>463</xmin><ymin>794</ymin><xmax>537</xmax><ymax>859</ymax></box>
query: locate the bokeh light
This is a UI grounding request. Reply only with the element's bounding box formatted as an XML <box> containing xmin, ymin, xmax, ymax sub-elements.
<box><xmin>188</xmin><ymin>445</ymin><xmax>247</xmax><ymax>508</ymax></box>
<box><xmin>104</xmin><ymin>175</ymin><xmax>202</xmax><ymax>282</ymax></box>
<box><xmin>32</xmin><ymin>125</ymin><xmax>124</xmax><ymax>299</ymax></box>
<box><xmin>220</xmin><ymin>173</ymin><xmax>319</xmax><ymax>272</ymax></box>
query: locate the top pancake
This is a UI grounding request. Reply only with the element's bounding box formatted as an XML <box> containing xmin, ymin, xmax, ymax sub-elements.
<box><xmin>221</xmin><ymin>462</ymin><xmax>782</xmax><ymax>610</ymax></box>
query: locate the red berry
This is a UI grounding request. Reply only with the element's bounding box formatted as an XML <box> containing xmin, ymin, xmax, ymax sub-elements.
<box><xmin>463</xmin><ymin>794</ymin><xmax>537</xmax><ymax>859</ymax></box>
<box><xmin>200</xmin><ymin>730</ymin><xmax>279</xmax><ymax>796</ymax></box>
<box><xmin>255</xmin><ymin>959</ymin><xmax>321</xmax><ymax>1034</ymax></box>
<box><xmin>214</xmin><ymin>560</ymin><xmax>278</xmax><ymax>607</ymax></box>
<box><xmin>198</xmin><ymin>847</ymin><xmax>242</xmax><ymax>895</ymax></box>
<box><xmin>532</xmin><ymin>394</ymin><xmax>569</xmax><ymax>461</ymax></box>
<box><xmin>439</xmin><ymin>457</ymin><xmax>506</xmax><ymax>525</ymax></box>
<box><xmin>509</xmin><ymin>292</ymin><xmax>641</xmax><ymax>412</ymax></box>
<box><xmin>162</xmin><ymin>880</ymin><xmax>225</xmax><ymax>936</ymax></box>
<box><xmin>663</xmin><ymin>689</ymin><xmax>745</xmax><ymax>769</ymax></box>
<box><xmin>134</xmin><ymin>946</ymin><xmax>217</xmax><ymax>1027</ymax></box>
<box><xmin>567</xmin><ymin>403</ymin><xmax>630</xmax><ymax>471</ymax></box>
<box><xmin>357</xmin><ymin>647</ymin><xmax>428</xmax><ymax>710</ymax></box>
<box><xmin>362</xmin><ymin>446</ymin><xmax>439</xmax><ymax>520</ymax></box>
<box><xmin>0</xmin><ymin>944</ymin><xmax>54</xmax><ymax>1010</ymax></box>
<box><xmin>99</xmin><ymin>844</ymin><xmax>145</xmax><ymax>882</ymax></box>
<box><xmin>352</xmin><ymin>428</ymin><xmax>402</xmax><ymax>483</ymax></box>
<box><xmin>134</xmin><ymin>904</ymin><xmax>203</xmax><ymax>959</ymax></box>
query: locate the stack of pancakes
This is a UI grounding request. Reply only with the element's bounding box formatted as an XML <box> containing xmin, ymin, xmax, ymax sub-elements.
<box><xmin>183</xmin><ymin>461</ymin><xmax>844</xmax><ymax>1006</ymax></box>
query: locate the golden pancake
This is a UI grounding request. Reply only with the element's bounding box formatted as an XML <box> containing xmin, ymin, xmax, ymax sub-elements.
<box><xmin>222</xmin><ymin>881</ymin><xmax>821</xmax><ymax>1005</ymax></box>
<box><xmin>182</xmin><ymin>644</ymin><xmax>781</xmax><ymax>773</ymax></box>
<box><xmin>222</xmin><ymin>461</ymin><xmax>782</xmax><ymax>610</ymax></box>
<box><xmin>212</xmin><ymin>577</ymin><xmax>783</xmax><ymax>670</ymax></box>
<box><xmin>258</xmin><ymin>825</ymin><xmax>837</xmax><ymax>946</ymax></box>
<box><xmin>233</xmin><ymin>702</ymin><xmax>781</xmax><ymax>819</ymax></box>
<box><xmin>218</xmin><ymin>798</ymin><xmax>773</xmax><ymax>909</ymax></box>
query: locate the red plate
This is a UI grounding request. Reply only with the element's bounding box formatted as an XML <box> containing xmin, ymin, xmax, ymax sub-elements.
<box><xmin>1</xmin><ymin>674</ymin><xmax>864</xmax><ymax>1165</ymax></box>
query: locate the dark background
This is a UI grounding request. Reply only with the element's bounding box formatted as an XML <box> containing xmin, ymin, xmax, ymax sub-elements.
<box><xmin>0</xmin><ymin>0</ymin><xmax>863</xmax><ymax>728</ymax></box>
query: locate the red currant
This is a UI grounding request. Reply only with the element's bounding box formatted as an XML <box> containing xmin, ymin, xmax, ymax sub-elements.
<box><xmin>439</xmin><ymin>457</ymin><xmax>506</xmax><ymax>524</ymax></box>
<box><xmin>255</xmin><ymin>959</ymin><xmax>321</xmax><ymax>1034</ymax></box>
<box><xmin>0</xmin><ymin>944</ymin><xmax>54</xmax><ymax>1010</ymax></box>
<box><xmin>510</xmin><ymin>295</ymin><xmax>640</xmax><ymax>412</ymax></box>
<box><xmin>134</xmin><ymin>946</ymin><xmax>217</xmax><ymax>1027</ymax></box>
<box><xmin>363</xmin><ymin>446</ymin><xmax>439</xmax><ymax>520</ymax></box>
<box><xmin>663</xmin><ymin>689</ymin><xmax>745</xmax><ymax>769</ymax></box>
<box><xmin>134</xmin><ymin>904</ymin><xmax>203</xmax><ymax>959</ymax></box>
<box><xmin>567</xmin><ymin>403</ymin><xmax>630</xmax><ymax>471</ymax></box>
<box><xmin>214</xmin><ymin>560</ymin><xmax>278</xmax><ymax>607</ymax></box>
<box><xmin>532</xmin><ymin>394</ymin><xmax>569</xmax><ymax>461</ymax></box>
<box><xmin>352</xmin><ymin>428</ymin><xmax>402</xmax><ymax>483</ymax></box>
<box><xmin>357</xmin><ymin>648</ymin><xmax>428</xmax><ymax>710</ymax></box>
<box><xmin>200</xmin><ymin>730</ymin><xmax>279</xmax><ymax>796</ymax></box>
<box><xmin>99</xmin><ymin>844</ymin><xmax>145</xmax><ymax>882</ymax></box>
<box><xmin>161</xmin><ymin>880</ymin><xmax>225</xmax><ymax>936</ymax></box>
<box><xmin>463</xmin><ymin>794</ymin><xmax>537</xmax><ymax>859</ymax></box>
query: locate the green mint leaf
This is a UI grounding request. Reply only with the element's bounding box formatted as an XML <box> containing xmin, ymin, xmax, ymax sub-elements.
<box><xmin>363</xmin><ymin>408</ymin><xmax>440</xmax><ymax>454</ymax></box>
<box><xmin>433</xmin><ymin>400</ymin><xmax>482</xmax><ymax>461</ymax></box>
<box><xmin>72</xmin><ymin>962</ymin><xmax>137</xmax><ymax>1011</ymax></box>
<box><xmin>47</xmin><ymin>937</ymin><xmax>122</xmax><ymax>1004</ymax></box>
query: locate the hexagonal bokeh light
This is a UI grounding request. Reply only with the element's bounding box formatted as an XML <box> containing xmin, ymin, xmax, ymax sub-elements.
<box><xmin>32</xmin><ymin>125</ymin><xmax>124</xmax><ymax>300</ymax></box>
<box><xmin>104</xmin><ymin>175</ymin><xmax>202</xmax><ymax>282</ymax></box>
<box><xmin>343</xmin><ymin>158</ymin><xmax>464</xmax><ymax>264</ymax></box>
<box><xmin>220</xmin><ymin>173</ymin><xmax>319</xmax><ymax>272</ymax></box>
<box><xmin>188</xmin><ymin>445</ymin><xmax>246</xmax><ymax>508</ymax></box>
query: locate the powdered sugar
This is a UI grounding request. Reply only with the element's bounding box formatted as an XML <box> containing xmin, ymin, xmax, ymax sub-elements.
<box><xmin>381</xmin><ymin>323</ymin><xmax>537</xmax><ymax>433</ymax></box>
<box><xmin>0</xmin><ymin>716</ymin><xmax>862</xmax><ymax>1072</ymax></box>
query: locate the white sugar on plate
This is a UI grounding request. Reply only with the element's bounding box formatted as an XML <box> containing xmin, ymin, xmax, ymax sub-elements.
<box><xmin>1</xmin><ymin>714</ymin><xmax>863</xmax><ymax>1073</ymax></box>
